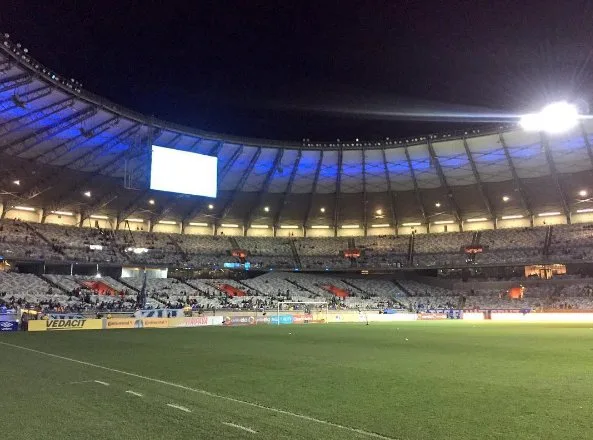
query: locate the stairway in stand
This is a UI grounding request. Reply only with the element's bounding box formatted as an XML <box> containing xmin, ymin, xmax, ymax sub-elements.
<box><xmin>289</xmin><ymin>239</ymin><xmax>302</xmax><ymax>269</ymax></box>
<box><xmin>25</xmin><ymin>222</ymin><xmax>66</xmax><ymax>256</ymax></box>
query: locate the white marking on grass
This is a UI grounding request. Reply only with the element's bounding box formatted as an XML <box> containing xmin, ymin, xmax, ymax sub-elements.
<box><xmin>222</xmin><ymin>421</ymin><xmax>257</xmax><ymax>434</ymax></box>
<box><xmin>125</xmin><ymin>390</ymin><xmax>143</xmax><ymax>397</ymax></box>
<box><xmin>67</xmin><ymin>380</ymin><xmax>95</xmax><ymax>385</ymax></box>
<box><xmin>94</xmin><ymin>380</ymin><xmax>110</xmax><ymax>386</ymax></box>
<box><xmin>167</xmin><ymin>403</ymin><xmax>191</xmax><ymax>413</ymax></box>
<box><xmin>0</xmin><ymin>341</ymin><xmax>397</xmax><ymax>440</ymax></box>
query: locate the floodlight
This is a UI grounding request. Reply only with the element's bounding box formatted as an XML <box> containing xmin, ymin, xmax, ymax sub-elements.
<box><xmin>519</xmin><ymin>101</ymin><xmax>580</xmax><ymax>134</ymax></box>
<box><xmin>148</xmin><ymin>199</ymin><xmax>155</xmax><ymax>205</ymax></box>
<box><xmin>579</xmin><ymin>190</ymin><xmax>587</xmax><ymax>197</ymax></box>
<box><xmin>208</xmin><ymin>204</ymin><xmax>214</xmax><ymax>210</ymax></box>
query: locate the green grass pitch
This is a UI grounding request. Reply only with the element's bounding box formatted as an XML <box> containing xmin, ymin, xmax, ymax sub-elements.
<box><xmin>1</xmin><ymin>321</ymin><xmax>592</xmax><ymax>440</ymax></box>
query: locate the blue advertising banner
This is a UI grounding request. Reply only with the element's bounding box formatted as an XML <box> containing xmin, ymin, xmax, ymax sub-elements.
<box><xmin>0</xmin><ymin>321</ymin><xmax>18</xmax><ymax>332</ymax></box>
<box><xmin>269</xmin><ymin>315</ymin><xmax>293</xmax><ymax>325</ymax></box>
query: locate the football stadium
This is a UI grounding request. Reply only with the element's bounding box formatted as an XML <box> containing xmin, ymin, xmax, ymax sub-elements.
<box><xmin>2</xmin><ymin>23</ymin><xmax>593</xmax><ymax>440</ymax></box>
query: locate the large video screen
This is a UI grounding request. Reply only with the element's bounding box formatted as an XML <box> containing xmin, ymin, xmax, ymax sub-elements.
<box><xmin>150</xmin><ymin>145</ymin><xmax>217</xmax><ymax>198</ymax></box>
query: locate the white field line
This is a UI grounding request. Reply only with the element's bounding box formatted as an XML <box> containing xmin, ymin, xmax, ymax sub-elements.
<box><xmin>125</xmin><ymin>390</ymin><xmax>143</xmax><ymax>397</ymax></box>
<box><xmin>222</xmin><ymin>422</ymin><xmax>257</xmax><ymax>434</ymax></box>
<box><xmin>0</xmin><ymin>341</ymin><xmax>397</xmax><ymax>440</ymax></box>
<box><xmin>167</xmin><ymin>403</ymin><xmax>191</xmax><ymax>413</ymax></box>
<box><xmin>67</xmin><ymin>380</ymin><xmax>95</xmax><ymax>385</ymax></box>
<box><xmin>94</xmin><ymin>380</ymin><xmax>110</xmax><ymax>386</ymax></box>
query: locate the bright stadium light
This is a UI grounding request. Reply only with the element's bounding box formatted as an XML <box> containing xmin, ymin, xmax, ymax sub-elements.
<box><xmin>320</xmin><ymin>207</ymin><xmax>326</xmax><ymax>213</ymax></box>
<box><xmin>519</xmin><ymin>101</ymin><xmax>580</xmax><ymax>134</ymax></box>
<box><xmin>579</xmin><ymin>190</ymin><xmax>588</xmax><ymax>197</ymax></box>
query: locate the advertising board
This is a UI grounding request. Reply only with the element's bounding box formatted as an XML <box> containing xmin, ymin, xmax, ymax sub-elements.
<box><xmin>105</xmin><ymin>318</ymin><xmax>169</xmax><ymax>329</ymax></box>
<box><xmin>291</xmin><ymin>313</ymin><xmax>313</xmax><ymax>324</ymax></box>
<box><xmin>104</xmin><ymin>318</ymin><xmax>136</xmax><ymax>329</ymax></box>
<box><xmin>168</xmin><ymin>316</ymin><xmax>223</xmax><ymax>328</ymax></box>
<box><xmin>418</xmin><ymin>313</ymin><xmax>448</xmax><ymax>321</ymax></box>
<box><xmin>29</xmin><ymin>318</ymin><xmax>103</xmax><ymax>332</ymax></box>
<box><xmin>223</xmin><ymin>315</ymin><xmax>256</xmax><ymax>326</ymax></box>
<box><xmin>269</xmin><ymin>315</ymin><xmax>293</xmax><ymax>325</ymax></box>
<box><xmin>491</xmin><ymin>312</ymin><xmax>593</xmax><ymax>322</ymax></box>
<box><xmin>0</xmin><ymin>321</ymin><xmax>18</xmax><ymax>331</ymax></box>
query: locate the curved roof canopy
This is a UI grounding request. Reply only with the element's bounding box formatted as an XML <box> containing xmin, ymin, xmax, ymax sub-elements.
<box><xmin>1</xmin><ymin>36</ymin><xmax>593</xmax><ymax>229</ymax></box>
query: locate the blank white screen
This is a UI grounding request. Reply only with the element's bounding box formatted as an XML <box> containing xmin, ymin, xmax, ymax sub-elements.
<box><xmin>150</xmin><ymin>145</ymin><xmax>217</xmax><ymax>197</ymax></box>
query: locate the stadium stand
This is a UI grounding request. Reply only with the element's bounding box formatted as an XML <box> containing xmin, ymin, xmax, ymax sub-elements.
<box><xmin>5</xmin><ymin>221</ymin><xmax>593</xmax><ymax>268</ymax></box>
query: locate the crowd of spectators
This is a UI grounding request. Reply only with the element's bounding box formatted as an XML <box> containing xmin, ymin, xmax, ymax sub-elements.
<box><xmin>3</xmin><ymin>219</ymin><xmax>593</xmax><ymax>273</ymax></box>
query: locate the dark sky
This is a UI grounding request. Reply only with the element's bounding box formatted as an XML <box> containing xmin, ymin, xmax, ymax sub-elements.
<box><xmin>3</xmin><ymin>0</ymin><xmax>593</xmax><ymax>141</ymax></box>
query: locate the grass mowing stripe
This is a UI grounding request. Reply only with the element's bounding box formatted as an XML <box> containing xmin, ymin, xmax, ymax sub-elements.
<box><xmin>0</xmin><ymin>341</ymin><xmax>397</xmax><ymax>440</ymax></box>
<box><xmin>222</xmin><ymin>422</ymin><xmax>258</xmax><ymax>434</ymax></box>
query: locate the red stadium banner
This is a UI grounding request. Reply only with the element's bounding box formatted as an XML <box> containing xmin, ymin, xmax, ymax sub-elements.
<box><xmin>343</xmin><ymin>249</ymin><xmax>361</xmax><ymax>258</ymax></box>
<box><xmin>231</xmin><ymin>249</ymin><xmax>247</xmax><ymax>258</ymax></box>
<box><xmin>464</xmin><ymin>246</ymin><xmax>483</xmax><ymax>254</ymax></box>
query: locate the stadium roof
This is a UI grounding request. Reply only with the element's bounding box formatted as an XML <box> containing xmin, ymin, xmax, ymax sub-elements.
<box><xmin>1</xmin><ymin>35</ymin><xmax>593</xmax><ymax>229</ymax></box>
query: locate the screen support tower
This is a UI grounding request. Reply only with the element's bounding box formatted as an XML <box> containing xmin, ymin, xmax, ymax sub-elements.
<box><xmin>276</xmin><ymin>301</ymin><xmax>328</xmax><ymax>325</ymax></box>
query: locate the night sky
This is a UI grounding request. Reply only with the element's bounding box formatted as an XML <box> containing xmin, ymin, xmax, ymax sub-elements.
<box><xmin>3</xmin><ymin>1</ymin><xmax>593</xmax><ymax>141</ymax></box>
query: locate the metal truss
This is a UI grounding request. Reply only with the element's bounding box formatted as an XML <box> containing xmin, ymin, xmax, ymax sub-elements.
<box><xmin>462</xmin><ymin>137</ymin><xmax>494</xmax><ymax>218</ymax></box>
<box><xmin>540</xmin><ymin>133</ymin><xmax>570</xmax><ymax>219</ymax></box>
<box><xmin>3</xmin><ymin>106</ymin><xmax>98</xmax><ymax>156</ymax></box>
<box><xmin>0</xmin><ymin>86</ymin><xmax>53</xmax><ymax>115</ymax></box>
<box><xmin>0</xmin><ymin>98</ymin><xmax>73</xmax><ymax>138</ymax></box>
<box><xmin>116</xmin><ymin>188</ymin><xmax>152</xmax><ymax>227</ymax></box>
<box><xmin>427</xmin><ymin>140</ymin><xmax>462</xmax><ymax>222</ymax></box>
<box><xmin>498</xmin><ymin>132</ymin><xmax>533</xmax><ymax>216</ymax></box>
<box><xmin>333</xmin><ymin>148</ymin><xmax>343</xmax><ymax>234</ymax></box>
<box><xmin>403</xmin><ymin>146</ymin><xmax>428</xmax><ymax>223</ymax></box>
<box><xmin>79</xmin><ymin>193</ymin><xmax>119</xmax><ymax>225</ymax></box>
<box><xmin>362</xmin><ymin>149</ymin><xmax>368</xmax><ymax>233</ymax></box>
<box><xmin>39</xmin><ymin>125</ymin><xmax>145</xmax><ymax>212</ymax></box>
<box><xmin>218</xmin><ymin>147</ymin><xmax>262</xmax><ymax>221</ymax></box>
<box><xmin>303</xmin><ymin>151</ymin><xmax>324</xmax><ymax>228</ymax></box>
<box><xmin>33</xmin><ymin>117</ymin><xmax>120</xmax><ymax>163</ymax></box>
<box><xmin>0</xmin><ymin>74</ymin><xmax>32</xmax><ymax>94</ymax></box>
<box><xmin>181</xmin><ymin>144</ymin><xmax>243</xmax><ymax>223</ymax></box>
<box><xmin>243</xmin><ymin>148</ymin><xmax>283</xmax><ymax>227</ymax></box>
<box><xmin>381</xmin><ymin>148</ymin><xmax>398</xmax><ymax>231</ymax></box>
<box><xmin>579</xmin><ymin>122</ymin><xmax>593</xmax><ymax>172</ymax></box>
<box><xmin>274</xmin><ymin>150</ymin><xmax>302</xmax><ymax>228</ymax></box>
